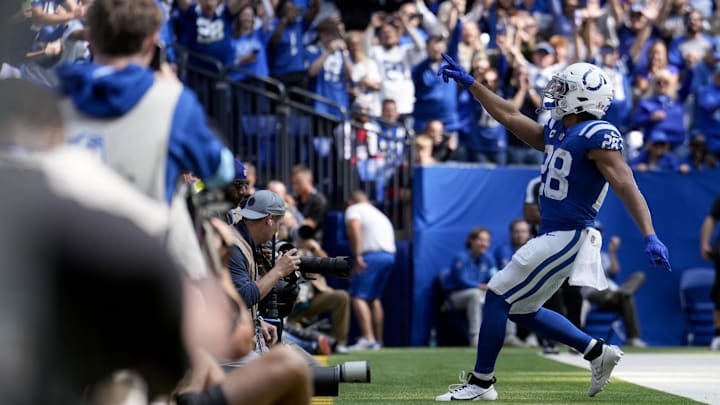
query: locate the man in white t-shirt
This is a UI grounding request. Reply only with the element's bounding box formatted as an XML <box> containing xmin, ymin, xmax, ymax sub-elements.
<box><xmin>344</xmin><ymin>189</ymin><xmax>396</xmax><ymax>350</ymax></box>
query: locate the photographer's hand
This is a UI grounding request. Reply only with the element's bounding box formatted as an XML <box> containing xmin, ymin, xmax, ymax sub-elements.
<box><xmin>260</xmin><ymin>320</ymin><xmax>278</xmax><ymax>346</ymax></box>
<box><xmin>274</xmin><ymin>248</ymin><xmax>301</xmax><ymax>277</ymax></box>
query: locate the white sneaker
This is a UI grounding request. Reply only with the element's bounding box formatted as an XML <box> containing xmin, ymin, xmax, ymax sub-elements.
<box><xmin>626</xmin><ymin>338</ymin><xmax>647</xmax><ymax>348</ymax></box>
<box><xmin>588</xmin><ymin>344</ymin><xmax>624</xmax><ymax>397</ymax></box>
<box><xmin>435</xmin><ymin>372</ymin><xmax>498</xmax><ymax>401</ymax></box>
<box><xmin>710</xmin><ymin>336</ymin><xmax>720</xmax><ymax>351</ymax></box>
<box><xmin>347</xmin><ymin>337</ymin><xmax>379</xmax><ymax>351</ymax></box>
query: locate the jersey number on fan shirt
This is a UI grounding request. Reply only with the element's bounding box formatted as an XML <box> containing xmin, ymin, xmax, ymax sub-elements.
<box><xmin>540</xmin><ymin>145</ymin><xmax>572</xmax><ymax>201</ymax></box>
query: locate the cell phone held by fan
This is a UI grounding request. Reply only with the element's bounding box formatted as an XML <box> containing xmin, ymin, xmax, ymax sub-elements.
<box><xmin>150</xmin><ymin>43</ymin><xmax>167</xmax><ymax>71</ymax></box>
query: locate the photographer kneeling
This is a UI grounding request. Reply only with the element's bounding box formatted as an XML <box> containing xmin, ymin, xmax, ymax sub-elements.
<box><xmin>227</xmin><ymin>190</ymin><xmax>302</xmax><ymax>352</ymax></box>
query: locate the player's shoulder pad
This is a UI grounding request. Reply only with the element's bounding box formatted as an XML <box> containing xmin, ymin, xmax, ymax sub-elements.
<box><xmin>579</xmin><ymin>120</ymin><xmax>623</xmax><ymax>151</ymax></box>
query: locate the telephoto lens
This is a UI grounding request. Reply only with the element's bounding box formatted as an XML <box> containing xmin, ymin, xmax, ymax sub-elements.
<box><xmin>312</xmin><ymin>361</ymin><xmax>371</xmax><ymax>396</ymax></box>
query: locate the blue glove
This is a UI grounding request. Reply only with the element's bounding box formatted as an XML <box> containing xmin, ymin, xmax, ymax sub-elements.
<box><xmin>644</xmin><ymin>234</ymin><xmax>671</xmax><ymax>272</ymax></box>
<box><xmin>438</xmin><ymin>53</ymin><xmax>475</xmax><ymax>88</ymax></box>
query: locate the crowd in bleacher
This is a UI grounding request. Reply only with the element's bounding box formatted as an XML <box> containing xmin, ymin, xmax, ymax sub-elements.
<box><xmin>5</xmin><ymin>0</ymin><xmax>720</xmax><ymax>173</ymax></box>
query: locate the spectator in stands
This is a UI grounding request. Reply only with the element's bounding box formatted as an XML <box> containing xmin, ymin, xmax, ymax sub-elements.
<box><xmin>634</xmin><ymin>40</ymin><xmax>679</xmax><ymax>100</ymax></box>
<box><xmin>411</xmin><ymin>31</ymin><xmax>461</xmax><ymax>135</ymax></box>
<box><xmin>617</xmin><ymin>1</ymin><xmax>662</xmax><ymax>76</ymax></box>
<box><xmin>229</xmin><ymin>3</ymin><xmax>270</xmax><ymax>82</ymax></box>
<box><xmin>682</xmin><ymin>134</ymin><xmax>717</xmax><ymax>171</ymax></box>
<box><xmin>30</xmin><ymin>0</ymin><xmax>83</xmax><ymax>34</ymax></box>
<box><xmin>267</xmin><ymin>179</ymin><xmax>305</xmax><ymax>240</ymax></box>
<box><xmin>527</xmin><ymin>42</ymin><xmax>562</xmax><ymax>125</ymax></box>
<box><xmin>667</xmin><ymin>8</ymin><xmax>712</xmax><ymax>70</ymax></box>
<box><xmin>464</xmin><ymin>66</ymin><xmax>520</xmax><ymax>165</ymax></box>
<box><xmin>506</xmin><ymin>63</ymin><xmax>545</xmax><ymax>165</ymax></box>
<box><xmin>427</xmin><ymin>119</ymin><xmax>458</xmax><ymax>162</ymax></box>
<box><xmin>630</xmin><ymin>129</ymin><xmax>682</xmax><ymax>172</ymax></box>
<box><xmin>700</xmin><ymin>193</ymin><xmax>720</xmax><ymax>351</ymax></box>
<box><xmin>395</xmin><ymin>1</ymin><xmax>430</xmax><ymax>46</ymax></box>
<box><xmin>598</xmin><ymin>42</ymin><xmax>633</xmax><ymax>132</ymax></box>
<box><xmin>291</xmin><ymin>164</ymin><xmax>328</xmax><ymax>238</ymax></box>
<box><xmin>365</xmin><ymin>11</ymin><xmax>423</xmax><ymax>121</ymax></box>
<box><xmin>633</xmin><ymin>68</ymin><xmax>687</xmax><ymax>157</ymax></box>
<box><xmin>307</xmin><ymin>17</ymin><xmax>353</xmax><ymax>120</ymax></box>
<box><xmin>377</xmin><ymin>98</ymin><xmax>409</xmax><ymax>170</ymax></box>
<box><xmin>694</xmin><ymin>65</ymin><xmax>720</xmax><ymax>162</ymax></box>
<box><xmin>456</xmin><ymin>20</ymin><xmax>485</xmax><ymax>73</ymax></box>
<box><xmin>582</xmin><ymin>224</ymin><xmax>648</xmax><ymax>348</ymax></box>
<box><xmin>414</xmin><ymin>134</ymin><xmax>437</xmax><ymax>166</ymax></box>
<box><xmin>345</xmin><ymin>189</ymin><xmax>396</xmax><ymax>350</ymax></box>
<box><xmin>267</xmin><ymin>0</ymin><xmax>320</xmax><ymax>91</ymax></box>
<box><xmin>347</xmin><ymin>30</ymin><xmax>382</xmax><ymax>117</ymax></box>
<box><xmin>175</xmin><ymin>0</ymin><xmax>245</xmax><ymax>70</ymax></box>
<box><xmin>442</xmin><ymin>227</ymin><xmax>498</xmax><ymax>347</ymax></box>
<box><xmin>244</xmin><ymin>161</ymin><xmax>258</xmax><ymax>194</ymax></box>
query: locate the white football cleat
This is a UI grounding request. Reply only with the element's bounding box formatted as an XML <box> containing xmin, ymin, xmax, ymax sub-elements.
<box><xmin>588</xmin><ymin>344</ymin><xmax>623</xmax><ymax>397</ymax></box>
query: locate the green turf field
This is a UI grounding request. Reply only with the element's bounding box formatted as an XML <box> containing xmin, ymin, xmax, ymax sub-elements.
<box><xmin>324</xmin><ymin>347</ymin><xmax>705</xmax><ymax>404</ymax></box>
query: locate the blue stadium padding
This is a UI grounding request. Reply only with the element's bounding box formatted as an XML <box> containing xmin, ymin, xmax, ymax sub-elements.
<box><xmin>411</xmin><ymin>165</ymin><xmax>720</xmax><ymax>346</ymax></box>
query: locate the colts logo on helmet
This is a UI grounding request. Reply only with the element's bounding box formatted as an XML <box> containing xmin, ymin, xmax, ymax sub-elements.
<box><xmin>582</xmin><ymin>69</ymin><xmax>603</xmax><ymax>91</ymax></box>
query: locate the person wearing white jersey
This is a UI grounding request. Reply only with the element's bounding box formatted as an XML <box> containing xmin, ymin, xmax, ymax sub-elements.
<box><xmin>345</xmin><ymin>189</ymin><xmax>396</xmax><ymax>350</ymax></box>
<box><xmin>364</xmin><ymin>11</ymin><xmax>425</xmax><ymax>118</ymax></box>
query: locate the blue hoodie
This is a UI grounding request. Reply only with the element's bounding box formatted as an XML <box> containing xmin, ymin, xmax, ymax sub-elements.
<box><xmin>56</xmin><ymin>62</ymin><xmax>234</xmax><ymax>202</ymax></box>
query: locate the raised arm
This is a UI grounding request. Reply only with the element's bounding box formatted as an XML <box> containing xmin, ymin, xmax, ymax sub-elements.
<box><xmin>439</xmin><ymin>53</ymin><xmax>544</xmax><ymax>150</ymax></box>
<box><xmin>175</xmin><ymin>0</ymin><xmax>191</xmax><ymax>13</ymax></box>
<box><xmin>588</xmin><ymin>148</ymin><xmax>671</xmax><ymax>271</ymax></box>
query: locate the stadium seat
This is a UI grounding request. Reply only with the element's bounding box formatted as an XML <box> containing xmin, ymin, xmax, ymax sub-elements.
<box><xmin>679</xmin><ymin>267</ymin><xmax>715</xmax><ymax>346</ymax></box>
<box><xmin>583</xmin><ymin>306</ymin><xmax>626</xmax><ymax>346</ymax></box>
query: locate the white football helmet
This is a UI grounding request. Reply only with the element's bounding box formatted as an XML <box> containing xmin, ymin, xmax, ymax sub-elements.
<box><xmin>542</xmin><ymin>62</ymin><xmax>614</xmax><ymax>120</ymax></box>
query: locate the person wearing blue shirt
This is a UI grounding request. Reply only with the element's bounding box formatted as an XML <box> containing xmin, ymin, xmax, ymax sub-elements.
<box><xmin>617</xmin><ymin>5</ymin><xmax>662</xmax><ymax>75</ymax></box>
<box><xmin>175</xmin><ymin>0</ymin><xmax>244</xmax><ymax>70</ymax></box>
<box><xmin>694</xmin><ymin>65</ymin><xmax>720</xmax><ymax>161</ymax></box>
<box><xmin>633</xmin><ymin>69</ymin><xmax>687</xmax><ymax>156</ymax></box>
<box><xmin>465</xmin><ymin>67</ymin><xmax>512</xmax><ymax>165</ymax></box>
<box><xmin>630</xmin><ymin>129</ymin><xmax>682</xmax><ymax>172</ymax></box>
<box><xmin>229</xmin><ymin>4</ymin><xmax>270</xmax><ymax>82</ymax></box>
<box><xmin>306</xmin><ymin>17</ymin><xmax>352</xmax><ymax>120</ymax></box>
<box><xmin>443</xmin><ymin>227</ymin><xmax>498</xmax><ymax>348</ymax></box>
<box><xmin>411</xmin><ymin>21</ymin><xmax>461</xmax><ymax>135</ymax></box>
<box><xmin>57</xmin><ymin>0</ymin><xmax>235</xmax><ymax>205</ymax></box>
<box><xmin>666</xmin><ymin>10</ymin><xmax>713</xmax><ymax>71</ymax></box>
<box><xmin>436</xmin><ymin>56</ymin><xmax>670</xmax><ymax>401</ymax></box>
<box><xmin>268</xmin><ymin>0</ymin><xmax>319</xmax><ymax>91</ymax></box>
<box><xmin>598</xmin><ymin>44</ymin><xmax>633</xmax><ymax>133</ymax></box>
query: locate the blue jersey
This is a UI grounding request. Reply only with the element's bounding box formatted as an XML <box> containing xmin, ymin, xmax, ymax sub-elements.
<box><xmin>268</xmin><ymin>16</ymin><xmax>305</xmax><ymax>76</ymax></box>
<box><xmin>179</xmin><ymin>4</ymin><xmax>236</xmax><ymax>68</ymax></box>
<box><xmin>306</xmin><ymin>44</ymin><xmax>348</xmax><ymax>119</ymax></box>
<box><xmin>443</xmin><ymin>250</ymin><xmax>498</xmax><ymax>292</ymax></box>
<box><xmin>538</xmin><ymin>119</ymin><xmax>623</xmax><ymax>234</ymax></box>
<box><xmin>229</xmin><ymin>28</ymin><xmax>269</xmax><ymax>81</ymax></box>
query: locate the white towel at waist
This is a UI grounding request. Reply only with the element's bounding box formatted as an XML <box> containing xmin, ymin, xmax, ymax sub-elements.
<box><xmin>568</xmin><ymin>227</ymin><xmax>608</xmax><ymax>290</ymax></box>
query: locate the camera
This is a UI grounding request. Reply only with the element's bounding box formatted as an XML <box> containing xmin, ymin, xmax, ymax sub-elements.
<box><xmin>313</xmin><ymin>361</ymin><xmax>371</xmax><ymax>397</ymax></box>
<box><xmin>276</xmin><ymin>240</ymin><xmax>350</xmax><ymax>278</ymax></box>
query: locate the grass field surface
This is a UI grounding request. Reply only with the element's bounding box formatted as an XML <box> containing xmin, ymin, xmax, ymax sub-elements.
<box><xmin>319</xmin><ymin>347</ymin><xmax>705</xmax><ymax>404</ymax></box>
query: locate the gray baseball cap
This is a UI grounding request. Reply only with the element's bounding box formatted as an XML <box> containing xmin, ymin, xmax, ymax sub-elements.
<box><xmin>240</xmin><ymin>190</ymin><xmax>286</xmax><ymax>220</ymax></box>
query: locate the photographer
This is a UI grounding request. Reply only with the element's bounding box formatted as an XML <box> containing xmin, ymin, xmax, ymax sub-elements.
<box><xmin>227</xmin><ymin>189</ymin><xmax>302</xmax><ymax>321</ymax></box>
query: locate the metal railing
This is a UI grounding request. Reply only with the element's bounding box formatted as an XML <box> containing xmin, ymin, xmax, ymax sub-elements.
<box><xmin>175</xmin><ymin>47</ymin><xmax>414</xmax><ymax>232</ymax></box>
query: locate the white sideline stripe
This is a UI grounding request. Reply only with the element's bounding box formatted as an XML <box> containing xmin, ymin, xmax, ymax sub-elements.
<box><xmin>546</xmin><ymin>352</ymin><xmax>720</xmax><ymax>405</ymax></box>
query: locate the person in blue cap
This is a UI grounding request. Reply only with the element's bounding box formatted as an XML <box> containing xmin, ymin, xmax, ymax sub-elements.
<box><xmin>630</xmin><ymin>129</ymin><xmax>682</xmax><ymax>172</ymax></box>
